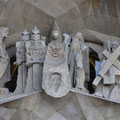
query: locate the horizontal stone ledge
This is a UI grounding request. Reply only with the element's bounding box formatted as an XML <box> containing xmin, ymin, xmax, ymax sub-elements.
<box><xmin>71</xmin><ymin>88</ymin><xmax>120</xmax><ymax>104</ymax></box>
<box><xmin>0</xmin><ymin>90</ymin><xmax>42</xmax><ymax>105</ymax></box>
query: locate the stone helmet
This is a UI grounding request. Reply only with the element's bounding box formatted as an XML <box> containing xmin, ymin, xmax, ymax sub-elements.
<box><xmin>31</xmin><ymin>26</ymin><xmax>40</xmax><ymax>41</ymax></box>
<box><xmin>21</xmin><ymin>29</ymin><xmax>29</xmax><ymax>41</ymax></box>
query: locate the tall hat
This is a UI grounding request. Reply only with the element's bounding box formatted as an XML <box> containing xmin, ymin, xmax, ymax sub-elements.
<box><xmin>32</xmin><ymin>26</ymin><xmax>40</xmax><ymax>34</ymax></box>
<box><xmin>50</xmin><ymin>21</ymin><xmax>62</xmax><ymax>42</ymax></box>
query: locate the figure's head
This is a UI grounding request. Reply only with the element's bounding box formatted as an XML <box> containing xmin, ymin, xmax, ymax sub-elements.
<box><xmin>0</xmin><ymin>27</ymin><xmax>9</xmax><ymax>38</ymax></box>
<box><xmin>31</xmin><ymin>26</ymin><xmax>40</xmax><ymax>41</ymax></box>
<box><xmin>21</xmin><ymin>29</ymin><xmax>29</xmax><ymax>41</ymax></box>
<box><xmin>75</xmin><ymin>32</ymin><xmax>84</xmax><ymax>43</ymax></box>
<box><xmin>112</xmin><ymin>40</ymin><xmax>119</xmax><ymax>52</ymax></box>
<box><xmin>63</xmin><ymin>33</ymin><xmax>71</xmax><ymax>45</ymax></box>
<box><xmin>51</xmin><ymin>30</ymin><xmax>59</xmax><ymax>40</ymax></box>
<box><xmin>104</xmin><ymin>40</ymin><xmax>111</xmax><ymax>52</ymax></box>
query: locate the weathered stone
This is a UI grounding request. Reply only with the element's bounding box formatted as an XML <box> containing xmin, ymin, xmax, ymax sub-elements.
<box><xmin>14</xmin><ymin>29</ymin><xmax>29</xmax><ymax>95</ymax></box>
<box><xmin>42</xmin><ymin>30</ymin><xmax>71</xmax><ymax>98</ymax></box>
<box><xmin>25</xmin><ymin>26</ymin><xmax>46</xmax><ymax>93</ymax></box>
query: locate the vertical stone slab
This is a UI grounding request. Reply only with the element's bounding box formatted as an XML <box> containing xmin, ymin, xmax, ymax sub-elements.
<box><xmin>33</xmin><ymin>64</ymin><xmax>43</xmax><ymax>91</ymax></box>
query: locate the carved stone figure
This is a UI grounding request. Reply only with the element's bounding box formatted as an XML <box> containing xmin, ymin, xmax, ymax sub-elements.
<box><xmin>14</xmin><ymin>29</ymin><xmax>29</xmax><ymax>95</ymax></box>
<box><xmin>69</xmin><ymin>32</ymin><xmax>82</xmax><ymax>86</ymax></box>
<box><xmin>99</xmin><ymin>40</ymin><xmax>111</xmax><ymax>62</ymax></box>
<box><xmin>25</xmin><ymin>26</ymin><xmax>46</xmax><ymax>93</ymax></box>
<box><xmin>111</xmin><ymin>40</ymin><xmax>119</xmax><ymax>53</ymax></box>
<box><xmin>93</xmin><ymin>41</ymin><xmax>120</xmax><ymax>100</ymax></box>
<box><xmin>69</xmin><ymin>32</ymin><xmax>89</xmax><ymax>87</ymax></box>
<box><xmin>95</xmin><ymin>40</ymin><xmax>111</xmax><ymax>97</ymax></box>
<box><xmin>75</xmin><ymin>50</ymin><xmax>85</xmax><ymax>89</ymax></box>
<box><xmin>63</xmin><ymin>33</ymin><xmax>71</xmax><ymax>63</ymax></box>
<box><xmin>0</xmin><ymin>27</ymin><xmax>10</xmax><ymax>88</ymax></box>
<box><xmin>110</xmin><ymin>81</ymin><xmax>120</xmax><ymax>101</ymax></box>
<box><xmin>42</xmin><ymin>31</ymin><xmax>71</xmax><ymax>98</ymax></box>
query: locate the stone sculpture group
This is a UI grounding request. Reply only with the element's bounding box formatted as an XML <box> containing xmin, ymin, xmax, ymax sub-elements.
<box><xmin>0</xmin><ymin>26</ymin><xmax>120</xmax><ymax>103</ymax></box>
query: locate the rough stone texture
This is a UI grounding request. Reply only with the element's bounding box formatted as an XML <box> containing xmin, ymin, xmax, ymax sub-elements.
<box><xmin>0</xmin><ymin>0</ymin><xmax>120</xmax><ymax>120</ymax></box>
<box><xmin>0</xmin><ymin>0</ymin><xmax>119</xmax><ymax>48</ymax></box>
<box><xmin>0</xmin><ymin>92</ymin><xmax>120</xmax><ymax>120</ymax></box>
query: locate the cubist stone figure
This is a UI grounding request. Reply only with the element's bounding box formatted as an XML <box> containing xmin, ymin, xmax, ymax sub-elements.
<box><xmin>63</xmin><ymin>33</ymin><xmax>71</xmax><ymax>63</ymax></box>
<box><xmin>42</xmin><ymin>30</ymin><xmax>71</xmax><ymax>98</ymax></box>
<box><xmin>25</xmin><ymin>26</ymin><xmax>46</xmax><ymax>93</ymax></box>
<box><xmin>94</xmin><ymin>40</ymin><xmax>111</xmax><ymax>97</ymax></box>
<box><xmin>110</xmin><ymin>81</ymin><xmax>120</xmax><ymax>101</ymax></box>
<box><xmin>102</xmin><ymin>41</ymin><xmax>120</xmax><ymax>99</ymax></box>
<box><xmin>98</xmin><ymin>40</ymin><xmax>111</xmax><ymax>62</ymax></box>
<box><xmin>0</xmin><ymin>27</ymin><xmax>10</xmax><ymax>88</ymax></box>
<box><xmin>14</xmin><ymin>29</ymin><xmax>29</xmax><ymax>95</ymax></box>
<box><xmin>94</xmin><ymin>40</ymin><xmax>120</xmax><ymax>100</ymax></box>
<box><xmin>75</xmin><ymin>47</ymin><xmax>87</xmax><ymax>91</ymax></box>
<box><xmin>111</xmin><ymin>40</ymin><xmax>119</xmax><ymax>53</ymax></box>
<box><xmin>69</xmin><ymin>32</ymin><xmax>89</xmax><ymax>87</ymax></box>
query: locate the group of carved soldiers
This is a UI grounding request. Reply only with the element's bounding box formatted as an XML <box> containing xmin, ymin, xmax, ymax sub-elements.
<box><xmin>14</xmin><ymin>26</ymin><xmax>89</xmax><ymax>97</ymax></box>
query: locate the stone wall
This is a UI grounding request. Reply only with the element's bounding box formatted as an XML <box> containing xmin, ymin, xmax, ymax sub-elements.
<box><xmin>0</xmin><ymin>92</ymin><xmax>120</xmax><ymax>120</ymax></box>
<box><xmin>0</xmin><ymin>0</ymin><xmax>120</xmax><ymax>47</ymax></box>
<box><xmin>0</xmin><ymin>0</ymin><xmax>120</xmax><ymax>120</ymax></box>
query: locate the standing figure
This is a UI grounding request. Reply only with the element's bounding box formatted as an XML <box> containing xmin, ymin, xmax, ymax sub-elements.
<box><xmin>63</xmin><ymin>33</ymin><xmax>71</xmax><ymax>63</ymax></box>
<box><xmin>69</xmin><ymin>32</ymin><xmax>81</xmax><ymax>86</ymax></box>
<box><xmin>69</xmin><ymin>32</ymin><xmax>89</xmax><ymax>87</ymax></box>
<box><xmin>25</xmin><ymin>26</ymin><xmax>46</xmax><ymax>93</ymax></box>
<box><xmin>14</xmin><ymin>29</ymin><xmax>29</xmax><ymax>95</ymax></box>
<box><xmin>42</xmin><ymin>30</ymin><xmax>71</xmax><ymax>98</ymax></box>
<box><xmin>0</xmin><ymin>27</ymin><xmax>10</xmax><ymax>88</ymax></box>
<box><xmin>75</xmin><ymin>50</ymin><xmax>85</xmax><ymax>89</ymax></box>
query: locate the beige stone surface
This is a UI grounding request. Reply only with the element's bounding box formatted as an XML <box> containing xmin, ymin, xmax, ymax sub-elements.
<box><xmin>0</xmin><ymin>92</ymin><xmax>120</xmax><ymax>120</ymax></box>
<box><xmin>0</xmin><ymin>0</ymin><xmax>120</xmax><ymax>120</ymax></box>
<box><xmin>0</xmin><ymin>0</ymin><xmax>119</xmax><ymax>48</ymax></box>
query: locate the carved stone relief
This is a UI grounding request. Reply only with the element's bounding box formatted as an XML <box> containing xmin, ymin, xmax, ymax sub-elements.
<box><xmin>25</xmin><ymin>26</ymin><xmax>46</xmax><ymax>93</ymax></box>
<box><xmin>0</xmin><ymin>27</ymin><xmax>11</xmax><ymax>97</ymax></box>
<box><xmin>92</xmin><ymin>40</ymin><xmax>120</xmax><ymax>102</ymax></box>
<box><xmin>14</xmin><ymin>29</ymin><xmax>29</xmax><ymax>95</ymax></box>
<box><xmin>0</xmin><ymin>26</ymin><xmax>120</xmax><ymax>104</ymax></box>
<box><xmin>42</xmin><ymin>31</ymin><xmax>71</xmax><ymax>98</ymax></box>
<box><xmin>69</xmin><ymin>32</ymin><xmax>89</xmax><ymax>87</ymax></box>
<box><xmin>0</xmin><ymin>27</ymin><xmax>10</xmax><ymax>87</ymax></box>
<box><xmin>74</xmin><ymin>50</ymin><xmax>86</xmax><ymax>90</ymax></box>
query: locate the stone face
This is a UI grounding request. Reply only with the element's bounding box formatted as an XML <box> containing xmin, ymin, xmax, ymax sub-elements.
<box><xmin>42</xmin><ymin>40</ymin><xmax>71</xmax><ymax>98</ymax></box>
